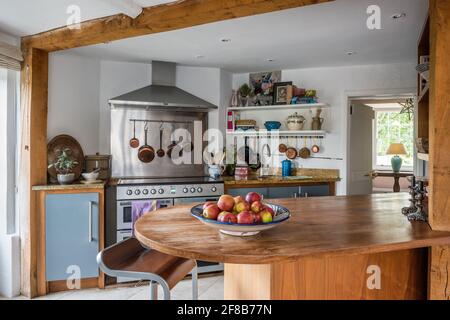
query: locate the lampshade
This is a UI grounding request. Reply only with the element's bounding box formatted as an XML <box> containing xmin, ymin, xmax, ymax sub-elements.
<box><xmin>386</xmin><ymin>143</ymin><xmax>407</xmax><ymax>155</ymax></box>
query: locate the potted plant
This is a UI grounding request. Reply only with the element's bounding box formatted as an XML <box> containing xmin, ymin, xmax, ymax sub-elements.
<box><xmin>48</xmin><ymin>148</ymin><xmax>79</xmax><ymax>185</ymax></box>
<box><xmin>239</xmin><ymin>83</ymin><xmax>253</xmax><ymax>107</ymax></box>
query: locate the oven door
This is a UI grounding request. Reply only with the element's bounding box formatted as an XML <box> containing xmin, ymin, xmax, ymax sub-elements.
<box><xmin>116</xmin><ymin>201</ymin><xmax>132</xmax><ymax>230</ymax></box>
<box><xmin>117</xmin><ymin>199</ymin><xmax>174</xmax><ymax>230</ymax></box>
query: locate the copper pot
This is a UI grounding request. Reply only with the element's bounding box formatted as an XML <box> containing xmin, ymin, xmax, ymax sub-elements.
<box><xmin>138</xmin><ymin>128</ymin><xmax>155</xmax><ymax>163</ymax></box>
<box><xmin>129</xmin><ymin>121</ymin><xmax>140</xmax><ymax>149</ymax></box>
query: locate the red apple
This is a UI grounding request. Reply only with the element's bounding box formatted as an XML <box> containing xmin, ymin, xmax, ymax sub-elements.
<box><xmin>218</xmin><ymin>195</ymin><xmax>235</xmax><ymax>212</ymax></box>
<box><xmin>245</xmin><ymin>192</ymin><xmax>262</xmax><ymax>204</ymax></box>
<box><xmin>237</xmin><ymin>211</ymin><xmax>254</xmax><ymax>224</ymax></box>
<box><xmin>202</xmin><ymin>204</ymin><xmax>220</xmax><ymax>220</ymax></box>
<box><xmin>260</xmin><ymin>211</ymin><xmax>273</xmax><ymax>224</ymax></box>
<box><xmin>250</xmin><ymin>201</ymin><xmax>264</xmax><ymax>213</ymax></box>
<box><xmin>203</xmin><ymin>201</ymin><xmax>216</xmax><ymax>210</ymax></box>
<box><xmin>252</xmin><ymin>212</ymin><xmax>262</xmax><ymax>224</ymax></box>
<box><xmin>263</xmin><ymin>205</ymin><xmax>275</xmax><ymax>217</ymax></box>
<box><xmin>234</xmin><ymin>201</ymin><xmax>250</xmax><ymax>213</ymax></box>
<box><xmin>218</xmin><ymin>212</ymin><xmax>238</xmax><ymax>224</ymax></box>
<box><xmin>233</xmin><ymin>195</ymin><xmax>245</xmax><ymax>204</ymax></box>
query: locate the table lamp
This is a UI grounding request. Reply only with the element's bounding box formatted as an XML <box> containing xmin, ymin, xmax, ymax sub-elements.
<box><xmin>386</xmin><ymin>143</ymin><xmax>407</xmax><ymax>172</ymax></box>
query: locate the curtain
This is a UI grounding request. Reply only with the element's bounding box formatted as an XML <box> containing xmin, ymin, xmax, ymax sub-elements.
<box><xmin>0</xmin><ymin>41</ymin><xmax>23</xmax><ymax>71</ymax></box>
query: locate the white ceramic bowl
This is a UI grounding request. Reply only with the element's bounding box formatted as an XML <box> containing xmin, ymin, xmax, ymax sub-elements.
<box><xmin>82</xmin><ymin>171</ymin><xmax>99</xmax><ymax>181</ymax></box>
<box><xmin>191</xmin><ymin>203</ymin><xmax>291</xmax><ymax>237</ymax></box>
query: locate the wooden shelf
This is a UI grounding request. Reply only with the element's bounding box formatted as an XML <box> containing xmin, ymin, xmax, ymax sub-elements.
<box><xmin>417</xmin><ymin>153</ymin><xmax>429</xmax><ymax>161</ymax></box>
<box><xmin>226</xmin><ymin>130</ymin><xmax>327</xmax><ymax>138</ymax></box>
<box><xmin>227</xmin><ymin>103</ymin><xmax>329</xmax><ymax>112</ymax></box>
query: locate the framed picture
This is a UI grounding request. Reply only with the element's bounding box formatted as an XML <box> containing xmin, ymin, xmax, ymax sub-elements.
<box><xmin>272</xmin><ymin>82</ymin><xmax>293</xmax><ymax>105</ymax></box>
<box><xmin>249</xmin><ymin>71</ymin><xmax>282</xmax><ymax>96</ymax></box>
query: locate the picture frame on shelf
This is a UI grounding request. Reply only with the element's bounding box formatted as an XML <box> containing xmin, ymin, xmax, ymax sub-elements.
<box><xmin>272</xmin><ymin>82</ymin><xmax>293</xmax><ymax>105</ymax></box>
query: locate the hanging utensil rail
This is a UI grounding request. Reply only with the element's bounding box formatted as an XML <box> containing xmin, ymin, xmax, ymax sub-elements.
<box><xmin>129</xmin><ymin>119</ymin><xmax>194</xmax><ymax>125</ymax></box>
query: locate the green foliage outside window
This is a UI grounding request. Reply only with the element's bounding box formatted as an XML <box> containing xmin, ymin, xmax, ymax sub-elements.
<box><xmin>376</xmin><ymin>111</ymin><xmax>414</xmax><ymax>167</ymax></box>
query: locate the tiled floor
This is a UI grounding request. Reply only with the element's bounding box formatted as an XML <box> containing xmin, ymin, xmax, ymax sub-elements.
<box><xmin>3</xmin><ymin>274</ymin><xmax>223</xmax><ymax>300</ymax></box>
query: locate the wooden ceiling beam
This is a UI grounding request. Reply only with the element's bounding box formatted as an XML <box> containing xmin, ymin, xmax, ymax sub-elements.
<box><xmin>21</xmin><ymin>0</ymin><xmax>332</xmax><ymax>52</ymax></box>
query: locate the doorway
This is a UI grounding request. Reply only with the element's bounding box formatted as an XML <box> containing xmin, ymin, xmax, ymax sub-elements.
<box><xmin>347</xmin><ymin>96</ymin><xmax>415</xmax><ymax>195</ymax></box>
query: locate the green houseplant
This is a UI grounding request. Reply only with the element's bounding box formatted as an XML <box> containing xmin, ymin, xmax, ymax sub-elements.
<box><xmin>48</xmin><ymin>148</ymin><xmax>79</xmax><ymax>185</ymax></box>
<box><xmin>239</xmin><ymin>83</ymin><xmax>253</xmax><ymax>107</ymax></box>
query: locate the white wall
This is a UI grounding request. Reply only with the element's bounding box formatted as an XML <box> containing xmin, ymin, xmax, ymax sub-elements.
<box><xmin>48</xmin><ymin>54</ymin><xmax>228</xmax><ymax>156</ymax></box>
<box><xmin>98</xmin><ymin>60</ymin><xmax>151</xmax><ymax>154</ymax></box>
<box><xmin>176</xmin><ymin>65</ymin><xmax>222</xmax><ymax>136</ymax></box>
<box><xmin>233</xmin><ymin>62</ymin><xmax>417</xmax><ymax>195</ymax></box>
<box><xmin>48</xmin><ymin>53</ymin><xmax>101</xmax><ymax>155</ymax></box>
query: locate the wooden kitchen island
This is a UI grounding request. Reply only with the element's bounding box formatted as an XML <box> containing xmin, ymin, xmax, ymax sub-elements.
<box><xmin>135</xmin><ymin>194</ymin><xmax>450</xmax><ymax>300</ymax></box>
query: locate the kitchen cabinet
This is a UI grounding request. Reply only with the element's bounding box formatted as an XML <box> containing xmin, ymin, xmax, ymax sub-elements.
<box><xmin>227</xmin><ymin>185</ymin><xmax>329</xmax><ymax>199</ymax></box>
<box><xmin>46</xmin><ymin>193</ymin><xmax>100</xmax><ymax>281</ymax></box>
<box><xmin>33</xmin><ymin>184</ymin><xmax>105</xmax><ymax>295</ymax></box>
<box><xmin>298</xmin><ymin>185</ymin><xmax>330</xmax><ymax>197</ymax></box>
<box><xmin>267</xmin><ymin>186</ymin><xmax>300</xmax><ymax>199</ymax></box>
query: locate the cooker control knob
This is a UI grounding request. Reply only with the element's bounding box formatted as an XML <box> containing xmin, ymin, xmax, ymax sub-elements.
<box><xmin>190</xmin><ymin>188</ymin><xmax>196</xmax><ymax>193</ymax></box>
<box><xmin>197</xmin><ymin>187</ymin><xmax>203</xmax><ymax>193</ymax></box>
<box><xmin>126</xmin><ymin>189</ymin><xmax>133</xmax><ymax>196</ymax></box>
<box><xmin>135</xmin><ymin>189</ymin><xmax>141</xmax><ymax>195</ymax></box>
<box><xmin>158</xmin><ymin>189</ymin><xmax>164</xmax><ymax>194</ymax></box>
<box><xmin>142</xmin><ymin>189</ymin><xmax>149</xmax><ymax>195</ymax></box>
<box><xmin>183</xmin><ymin>188</ymin><xmax>189</xmax><ymax>193</ymax></box>
<box><xmin>150</xmin><ymin>189</ymin><xmax>157</xmax><ymax>195</ymax></box>
<box><xmin>211</xmin><ymin>186</ymin><xmax>217</xmax><ymax>192</ymax></box>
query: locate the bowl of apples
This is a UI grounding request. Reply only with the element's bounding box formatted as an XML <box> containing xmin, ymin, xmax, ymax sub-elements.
<box><xmin>190</xmin><ymin>192</ymin><xmax>291</xmax><ymax>237</ymax></box>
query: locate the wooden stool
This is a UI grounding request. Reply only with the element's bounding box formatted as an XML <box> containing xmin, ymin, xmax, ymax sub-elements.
<box><xmin>97</xmin><ymin>238</ymin><xmax>198</xmax><ymax>300</ymax></box>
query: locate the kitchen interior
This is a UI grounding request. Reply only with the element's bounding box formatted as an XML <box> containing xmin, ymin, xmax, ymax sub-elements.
<box><xmin>1</xmin><ymin>0</ymin><xmax>450</xmax><ymax>301</ymax></box>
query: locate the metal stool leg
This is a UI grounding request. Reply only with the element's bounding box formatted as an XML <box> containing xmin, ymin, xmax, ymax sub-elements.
<box><xmin>160</xmin><ymin>281</ymin><xmax>171</xmax><ymax>300</ymax></box>
<box><xmin>192</xmin><ymin>266</ymin><xmax>198</xmax><ymax>300</ymax></box>
<box><xmin>150</xmin><ymin>281</ymin><xmax>158</xmax><ymax>300</ymax></box>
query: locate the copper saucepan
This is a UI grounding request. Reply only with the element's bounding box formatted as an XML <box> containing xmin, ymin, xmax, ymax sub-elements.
<box><xmin>129</xmin><ymin>120</ymin><xmax>140</xmax><ymax>148</ymax></box>
<box><xmin>138</xmin><ymin>127</ymin><xmax>155</xmax><ymax>163</ymax></box>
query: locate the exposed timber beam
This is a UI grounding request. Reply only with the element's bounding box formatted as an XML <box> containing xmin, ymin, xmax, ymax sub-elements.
<box><xmin>22</xmin><ymin>0</ymin><xmax>332</xmax><ymax>52</ymax></box>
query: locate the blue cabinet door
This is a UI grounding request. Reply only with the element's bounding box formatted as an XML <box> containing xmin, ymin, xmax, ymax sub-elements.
<box><xmin>267</xmin><ymin>186</ymin><xmax>300</xmax><ymax>199</ymax></box>
<box><xmin>46</xmin><ymin>193</ymin><xmax>99</xmax><ymax>281</ymax></box>
<box><xmin>299</xmin><ymin>185</ymin><xmax>330</xmax><ymax>197</ymax></box>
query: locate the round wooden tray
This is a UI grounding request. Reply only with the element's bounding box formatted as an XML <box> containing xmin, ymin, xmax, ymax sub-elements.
<box><xmin>47</xmin><ymin>134</ymin><xmax>84</xmax><ymax>183</ymax></box>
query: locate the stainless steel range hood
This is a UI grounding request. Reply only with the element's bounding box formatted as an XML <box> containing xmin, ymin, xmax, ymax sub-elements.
<box><xmin>109</xmin><ymin>61</ymin><xmax>217</xmax><ymax>112</ymax></box>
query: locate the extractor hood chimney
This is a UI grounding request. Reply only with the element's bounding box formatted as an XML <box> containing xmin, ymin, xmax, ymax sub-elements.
<box><xmin>109</xmin><ymin>61</ymin><xmax>217</xmax><ymax>112</ymax></box>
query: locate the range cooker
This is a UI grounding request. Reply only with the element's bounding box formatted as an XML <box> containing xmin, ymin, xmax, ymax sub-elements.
<box><xmin>112</xmin><ymin>176</ymin><xmax>225</xmax><ymax>280</ymax></box>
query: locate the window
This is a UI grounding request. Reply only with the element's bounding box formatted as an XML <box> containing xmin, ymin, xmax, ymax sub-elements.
<box><xmin>373</xmin><ymin>108</ymin><xmax>414</xmax><ymax>171</ymax></box>
<box><xmin>0</xmin><ymin>67</ymin><xmax>18</xmax><ymax>235</ymax></box>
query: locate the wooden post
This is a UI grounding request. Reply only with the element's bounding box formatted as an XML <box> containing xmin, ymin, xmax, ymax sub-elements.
<box><xmin>428</xmin><ymin>0</ymin><xmax>450</xmax><ymax>300</ymax></box>
<box><xmin>19</xmin><ymin>47</ymin><xmax>48</xmax><ymax>298</ymax></box>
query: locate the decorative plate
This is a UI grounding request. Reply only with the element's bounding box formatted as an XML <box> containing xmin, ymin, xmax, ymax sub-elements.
<box><xmin>47</xmin><ymin>134</ymin><xmax>84</xmax><ymax>183</ymax></box>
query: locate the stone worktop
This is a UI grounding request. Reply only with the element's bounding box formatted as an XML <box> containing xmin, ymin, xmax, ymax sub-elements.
<box><xmin>223</xmin><ymin>168</ymin><xmax>340</xmax><ymax>187</ymax></box>
<box><xmin>32</xmin><ymin>181</ymin><xmax>107</xmax><ymax>191</ymax></box>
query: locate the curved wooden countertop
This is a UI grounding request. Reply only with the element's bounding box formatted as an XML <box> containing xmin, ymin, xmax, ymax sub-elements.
<box><xmin>134</xmin><ymin>193</ymin><xmax>450</xmax><ymax>264</ymax></box>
